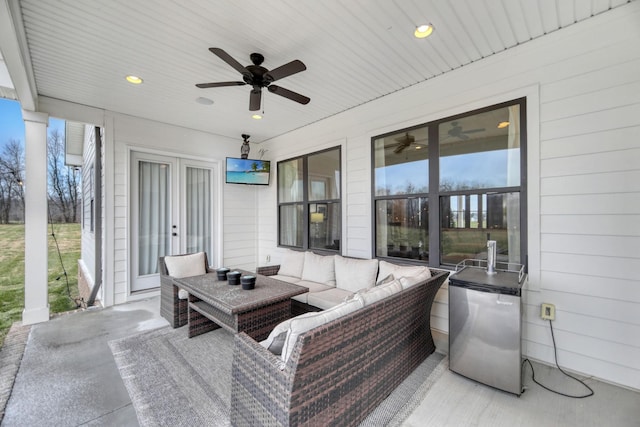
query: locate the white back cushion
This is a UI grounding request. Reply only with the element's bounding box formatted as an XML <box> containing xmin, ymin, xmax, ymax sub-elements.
<box><xmin>334</xmin><ymin>255</ymin><xmax>379</xmax><ymax>293</ymax></box>
<box><xmin>301</xmin><ymin>252</ymin><xmax>336</xmax><ymax>287</ymax></box>
<box><xmin>277</xmin><ymin>249</ymin><xmax>305</xmax><ymax>278</ymax></box>
<box><xmin>281</xmin><ymin>298</ymin><xmax>363</xmax><ymax>363</ymax></box>
<box><xmin>164</xmin><ymin>252</ymin><xmax>206</xmax><ymax>278</ymax></box>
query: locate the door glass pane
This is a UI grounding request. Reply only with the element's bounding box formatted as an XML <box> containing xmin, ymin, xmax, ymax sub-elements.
<box><xmin>309</xmin><ymin>202</ymin><xmax>341</xmax><ymax>250</ymax></box>
<box><xmin>308</xmin><ymin>149</ymin><xmax>340</xmax><ymax>200</ymax></box>
<box><xmin>439</xmin><ymin>105</ymin><xmax>521</xmax><ymax>191</ymax></box>
<box><xmin>374</xmin><ymin>127</ymin><xmax>428</xmax><ymax>196</ymax></box>
<box><xmin>278</xmin><ymin>158</ymin><xmax>304</xmax><ymax>203</ymax></box>
<box><xmin>440</xmin><ymin>192</ymin><xmax>520</xmax><ymax>266</ymax></box>
<box><xmin>138</xmin><ymin>161</ymin><xmax>170</xmax><ymax>275</ymax></box>
<box><xmin>279</xmin><ymin>204</ymin><xmax>303</xmax><ymax>247</ymax></box>
<box><xmin>186</xmin><ymin>167</ymin><xmax>211</xmax><ymax>259</ymax></box>
<box><xmin>375</xmin><ymin>198</ymin><xmax>428</xmax><ymax>261</ymax></box>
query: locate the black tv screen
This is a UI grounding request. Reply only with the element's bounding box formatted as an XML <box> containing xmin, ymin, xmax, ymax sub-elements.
<box><xmin>225</xmin><ymin>157</ymin><xmax>271</xmax><ymax>185</ymax></box>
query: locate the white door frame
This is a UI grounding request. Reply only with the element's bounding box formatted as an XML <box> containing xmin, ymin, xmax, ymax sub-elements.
<box><xmin>129</xmin><ymin>149</ymin><xmax>222</xmax><ymax>294</ymax></box>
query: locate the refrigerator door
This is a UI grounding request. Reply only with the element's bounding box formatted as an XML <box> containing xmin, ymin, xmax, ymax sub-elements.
<box><xmin>449</xmin><ymin>284</ymin><xmax>522</xmax><ymax>394</ymax></box>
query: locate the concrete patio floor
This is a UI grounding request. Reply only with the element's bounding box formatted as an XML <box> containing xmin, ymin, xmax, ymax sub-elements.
<box><xmin>1</xmin><ymin>297</ymin><xmax>164</xmax><ymax>426</ymax></box>
<box><xmin>1</xmin><ymin>296</ymin><xmax>638</xmax><ymax>426</ymax></box>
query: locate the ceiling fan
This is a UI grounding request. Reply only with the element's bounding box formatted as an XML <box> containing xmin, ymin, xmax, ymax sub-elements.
<box><xmin>447</xmin><ymin>121</ymin><xmax>485</xmax><ymax>140</ymax></box>
<box><xmin>390</xmin><ymin>133</ymin><xmax>416</xmax><ymax>154</ymax></box>
<box><xmin>196</xmin><ymin>48</ymin><xmax>310</xmax><ymax>111</ymax></box>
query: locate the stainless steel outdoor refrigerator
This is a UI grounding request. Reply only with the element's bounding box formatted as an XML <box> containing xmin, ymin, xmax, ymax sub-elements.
<box><xmin>448</xmin><ymin>256</ymin><xmax>526</xmax><ymax>395</ymax></box>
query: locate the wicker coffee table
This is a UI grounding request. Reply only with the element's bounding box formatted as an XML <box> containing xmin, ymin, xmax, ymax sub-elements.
<box><xmin>174</xmin><ymin>270</ymin><xmax>307</xmax><ymax>340</ymax></box>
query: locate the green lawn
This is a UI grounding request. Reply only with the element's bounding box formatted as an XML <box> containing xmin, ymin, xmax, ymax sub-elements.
<box><xmin>0</xmin><ymin>223</ymin><xmax>81</xmax><ymax>347</ymax></box>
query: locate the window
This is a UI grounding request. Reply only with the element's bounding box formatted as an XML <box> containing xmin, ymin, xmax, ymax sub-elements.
<box><xmin>373</xmin><ymin>98</ymin><xmax>526</xmax><ymax>268</ymax></box>
<box><xmin>278</xmin><ymin>147</ymin><xmax>341</xmax><ymax>251</ymax></box>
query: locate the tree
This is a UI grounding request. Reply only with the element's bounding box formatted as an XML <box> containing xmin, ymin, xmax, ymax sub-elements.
<box><xmin>47</xmin><ymin>128</ymin><xmax>80</xmax><ymax>222</ymax></box>
<box><xmin>0</xmin><ymin>139</ymin><xmax>25</xmax><ymax>223</ymax></box>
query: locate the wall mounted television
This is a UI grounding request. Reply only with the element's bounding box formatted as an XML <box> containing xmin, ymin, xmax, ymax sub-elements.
<box><xmin>225</xmin><ymin>157</ymin><xmax>271</xmax><ymax>186</ymax></box>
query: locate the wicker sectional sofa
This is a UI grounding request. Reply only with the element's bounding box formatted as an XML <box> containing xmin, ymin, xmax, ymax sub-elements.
<box><xmin>230</xmin><ymin>260</ymin><xmax>449</xmax><ymax>426</ymax></box>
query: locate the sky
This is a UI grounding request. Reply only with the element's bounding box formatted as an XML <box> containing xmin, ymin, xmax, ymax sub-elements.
<box><xmin>0</xmin><ymin>97</ymin><xmax>65</xmax><ymax>151</ymax></box>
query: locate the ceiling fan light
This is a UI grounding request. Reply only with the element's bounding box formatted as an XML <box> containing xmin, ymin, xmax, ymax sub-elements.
<box><xmin>414</xmin><ymin>24</ymin><xmax>434</xmax><ymax>39</ymax></box>
<box><xmin>252</xmin><ymin>114</ymin><xmax>263</xmax><ymax>120</ymax></box>
<box><xmin>125</xmin><ymin>75</ymin><xmax>143</xmax><ymax>84</ymax></box>
<box><xmin>497</xmin><ymin>121</ymin><xmax>510</xmax><ymax>129</ymax></box>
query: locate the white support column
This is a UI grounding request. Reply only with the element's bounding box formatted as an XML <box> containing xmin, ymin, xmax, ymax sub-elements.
<box><xmin>22</xmin><ymin>110</ymin><xmax>50</xmax><ymax>325</ymax></box>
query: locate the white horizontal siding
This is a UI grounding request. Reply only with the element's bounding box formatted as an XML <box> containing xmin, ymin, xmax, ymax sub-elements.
<box><xmin>258</xmin><ymin>2</ymin><xmax>640</xmax><ymax>390</ymax></box>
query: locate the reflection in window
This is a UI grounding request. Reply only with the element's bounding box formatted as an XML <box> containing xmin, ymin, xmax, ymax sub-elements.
<box><xmin>278</xmin><ymin>147</ymin><xmax>341</xmax><ymax>251</ymax></box>
<box><xmin>372</xmin><ymin>98</ymin><xmax>526</xmax><ymax>268</ymax></box>
<box><xmin>439</xmin><ymin>105</ymin><xmax>520</xmax><ymax>191</ymax></box>
<box><xmin>375</xmin><ymin>198</ymin><xmax>428</xmax><ymax>261</ymax></box>
<box><xmin>440</xmin><ymin>193</ymin><xmax>520</xmax><ymax>265</ymax></box>
<box><xmin>374</xmin><ymin>128</ymin><xmax>428</xmax><ymax>196</ymax></box>
<box><xmin>308</xmin><ymin>149</ymin><xmax>340</xmax><ymax>200</ymax></box>
<box><xmin>279</xmin><ymin>204</ymin><xmax>303</xmax><ymax>247</ymax></box>
<box><xmin>309</xmin><ymin>202</ymin><xmax>341</xmax><ymax>250</ymax></box>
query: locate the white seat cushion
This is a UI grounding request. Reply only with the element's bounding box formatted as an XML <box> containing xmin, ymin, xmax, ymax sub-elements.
<box><xmin>271</xmin><ymin>274</ymin><xmax>301</xmax><ymax>285</ymax></box>
<box><xmin>291</xmin><ymin>280</ymin><xmax>334</xmax><ymax>304</ymax></box>
<box><xmin>277</xmin><ymin>249</ymin><xmax>305</xmax><ymax>279</ymax></box>
<box><xmin>301</xmin><ymin>252</ymin><xmax>336</xmax><ymax>287</ymax></box>
<box><xmin>164</xmin><ymin>252</ymin><xmax>206</xmax><ymax>278</ymax></box>
<box><xmin>296</xmin><ymin>280</ymin><xmax>334</xmax><ymax>293</ymax></box>
<box><xmin>281</xmin><ymin>298</ymin><xmax>364</xmax><ymax>364</ymax></box>
<box><xmin>292</xmin><ymin>293</ymin><xmax>309</xmax><ymax>304</ymax></box>
<box><xmin>307</xmin><ymin>288</ymin><xmax>354</xmax><ymax>310</ymax></box>
<box><xmin>334</xmin><ymin>255</ymin><xmax>378</xmax><ymax>293</ymax></box>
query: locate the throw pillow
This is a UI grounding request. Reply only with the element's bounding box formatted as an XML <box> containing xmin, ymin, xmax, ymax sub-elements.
<box><xmin>300</xmin><ymin>252</ymin><xmax>336</xmax><ymax>287</ymax></box>
<box><xmin>267</xmin><ymin>331</ymin><xmax>287</xmax><ymax>356</ymax></box>
<box><xmin>277</xmin><ymin>249</ymin><xmax>305</xmax><ymax>278</ymax></box>
<box><xmin>399</xmin><ymin>269</ymin><xmax>433</xmax><ymax>289</ymax></box>
<box><xmin>164</xmin><ymin>252</ymin><xmax>206</xmax><ymax>278</ymax></box>
<box><xmin>334</xmin><ymin>255</ymin><xmax>379</xmax><ymax>293</ymax></box>
<box><xmin>354</xmin><ymin>278</ymin><xmax>403</xmax><ymax>306</ymax></box>
<box><xmin>376</xmin><ymin>273</ymin><xmax>395</xmax><ymax>286</ymax></box>
<box><xmin>377</xmin><ymin>260</ymin><xmax>431</xmax><ymax>283</ymax></box>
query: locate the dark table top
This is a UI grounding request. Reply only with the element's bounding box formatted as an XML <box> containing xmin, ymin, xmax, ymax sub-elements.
<box><xmin>174</xmin><ymin>269</ymin><xmax>307</xmax><ymax>314</ymax></box>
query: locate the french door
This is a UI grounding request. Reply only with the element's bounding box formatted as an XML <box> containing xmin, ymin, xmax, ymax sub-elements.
<box><xmin>131</xmin><ymin>152</ymin><xmax>215</xmax><ymax>292</ymax></box>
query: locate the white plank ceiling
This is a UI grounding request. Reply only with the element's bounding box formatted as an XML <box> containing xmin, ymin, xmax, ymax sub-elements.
<box><xmin>2</xmin><ymin>0</ymin><xmax>634</xmax><ymax>142</ymax></box>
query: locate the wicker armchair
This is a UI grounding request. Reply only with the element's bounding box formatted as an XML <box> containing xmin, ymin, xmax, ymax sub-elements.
<box><xmin>158</xmin><ymin>252</ymin><xmax>211</xmax><ymax>328</ymax></box>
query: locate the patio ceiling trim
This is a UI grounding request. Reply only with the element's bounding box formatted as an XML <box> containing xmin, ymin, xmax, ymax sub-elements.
<box><xmin>0</xmin><ymin>0</ymin><xmax>37</xmax><ymax>111</ymax></box>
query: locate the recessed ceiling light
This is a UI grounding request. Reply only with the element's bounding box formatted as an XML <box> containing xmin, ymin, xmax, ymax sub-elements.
<box><xmin>414</xmin><ymin>24</ymin><xmax>434</xmax><ymax>39</ymax></box>
<box><xmin>195</xmin><ymin>97</ymin><xmax>214</xmax><ymax>105</ymax></box>
<box><xmin>125</xmin><ymin>75</ymin><xmax>143</xmax><ymax>84</ymax></box>
<box><xmin>497</xmin><ymin>121</ymin><xmax>510</xmax><ymax>129</ymax></box>
<box><xmin>415</xmin><ymin>145</ymin><xmax>422</xmax><ymax>150</ymax></box>
<box><xmin>252</xmin><ymin>114</ymin><xmax>263</xmax><ymax>120</ymax></box>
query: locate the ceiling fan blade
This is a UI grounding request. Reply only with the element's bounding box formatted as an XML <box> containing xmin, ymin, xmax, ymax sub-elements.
<box><xmin>462</xmin><ymin>128</ymin><xmax>485</xmax><ymax>134</ymax></box>
<box><xmin>264</xmin><ymin>60</ymin><xmax>307</xmax><ymax>83</ymax></box>
<box><xmin>267</xmin><ymin>85</ymin><xmax>310</xmax><ymax>105</ymax></box>
<box><xmin>196</xmin><ymin>81</ymin><xmax>246</xmax><ymax>88</ymax></box>
<box><xmin>249</xmin><ymin>89</ymin><xmax>262</xmax><ymax>111</ymax></box>
<box><xmin>209</xmin><ymin>47</ymin><xmax>250</xmax><ymax>75</ymax></box>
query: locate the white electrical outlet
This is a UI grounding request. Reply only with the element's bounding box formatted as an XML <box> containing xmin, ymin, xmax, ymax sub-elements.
<box><xmin>266</xmin><ymin>254</ymin><xmax>271</xmax><ymax>263</ymax></box>
<box><xmin>541</xmin><ymin>303</ymin><xmax>555</xmax><ymax>321</ymax></box>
